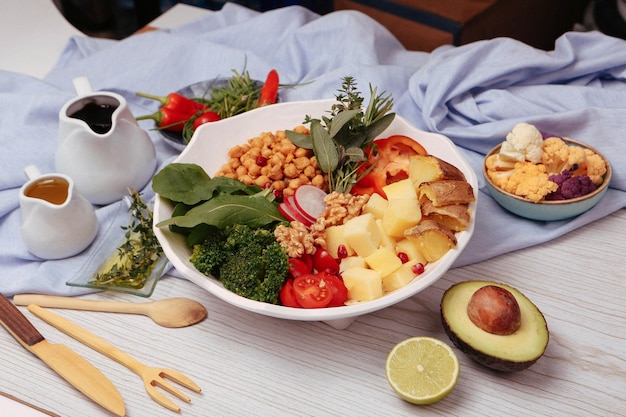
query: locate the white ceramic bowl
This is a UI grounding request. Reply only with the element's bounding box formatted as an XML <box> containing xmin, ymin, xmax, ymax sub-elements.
<box><xmin>154</xmin><ymin>99</ymin><xmax>478</xmax><ymax>328</ymax></box>
<box><xmin>483</xmin><ymin>138</ymin><xmax>611</xmax><ymax>222</ymax></box>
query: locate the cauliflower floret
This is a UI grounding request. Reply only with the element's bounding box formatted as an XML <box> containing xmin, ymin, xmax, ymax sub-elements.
<box><xmin>541</xmin><ymin>136</ymin><xmax>590</xmax><ymax>177</ymax></box>
<box><xmin>541</xmin><ymin>137</ymin><xmax>570</xmax><ymax>174</ymax></box>
<box><xmin>546</xmin><ymin>170</ymin><xmax>596</xmax><ymax>200</ymax></box>
<box><xmin>500</xmin><ymin>123</ymin><xmax>544</xmax><ymax>164</ymax></box>
<box><xmin>500</xmin><ymin>162</ymin><xmax>558</xmax><ymax>203</ymax></box>
<box><xmin>584</xmin><ymin>149</ymin><xmax>607</xmax><ymax>185</ymax></box>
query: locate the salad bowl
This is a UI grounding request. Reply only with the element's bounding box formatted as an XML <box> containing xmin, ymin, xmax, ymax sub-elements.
<box><xmin>153</xmin><ymin>99</ymin><xmax>478</xmax><ymax>329</ymax></box>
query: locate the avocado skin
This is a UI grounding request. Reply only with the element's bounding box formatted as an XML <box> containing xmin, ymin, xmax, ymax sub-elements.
<box><xmin>440</xmin><ymin>280</ymin><xmax>549</xmax><ymax>373</ymax></box>
<box><xmin>441</xmin><ymin>313</ymin><xmax>540</xmax><ymax>372</ymax></box>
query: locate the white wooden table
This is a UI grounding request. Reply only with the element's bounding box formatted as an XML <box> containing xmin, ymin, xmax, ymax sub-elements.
<box><xmin>2</xmin><ymin>209</ymin><xmax>625</xmax><ymax>416</ymax></box>
<box><xmin>1</xmin><ymin>3</ymin><xmax>624</xmax><ymax>416</ymax></box>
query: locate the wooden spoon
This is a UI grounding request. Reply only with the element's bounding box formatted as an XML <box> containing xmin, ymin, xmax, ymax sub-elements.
<box><xmin>13</xmin><ymin>294</ymin><xmax>207</xmax><ymax>328</ymax></box>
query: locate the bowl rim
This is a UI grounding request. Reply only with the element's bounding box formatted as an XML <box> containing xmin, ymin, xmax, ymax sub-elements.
<box><xmin>483</xmin><ymin>137</ymin><xmax>612</xmax><ymax>205</ymax></box>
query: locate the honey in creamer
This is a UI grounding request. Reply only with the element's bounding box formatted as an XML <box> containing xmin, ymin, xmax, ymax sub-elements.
<box><xmin>24</xmin><ymin>177</ymin><xmax>69</xmax><ymax>205</ymax></box>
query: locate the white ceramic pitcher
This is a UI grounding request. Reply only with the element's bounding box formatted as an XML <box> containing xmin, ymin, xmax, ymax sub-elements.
<box><xmin>20</xmin><ymin>165</ymin><xmax>98</xmax><ymax>260</ymax></box>
<box><xmin>55</xmin><ymin>77</ymin><xmax>156</xmax><ymax>205</ymax></box>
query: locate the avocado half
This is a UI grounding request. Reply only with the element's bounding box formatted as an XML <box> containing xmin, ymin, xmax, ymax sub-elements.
<box><xmin>440</xmin><ymin>280</ymin><xmax>549</xmax><ymax>372</ymax></box>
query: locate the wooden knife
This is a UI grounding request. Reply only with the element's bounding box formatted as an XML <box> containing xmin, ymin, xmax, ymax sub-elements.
<box><xmin>0</xmin><ymin>294</ymin><xmax>126</xmax><ymax>417</ymax></box>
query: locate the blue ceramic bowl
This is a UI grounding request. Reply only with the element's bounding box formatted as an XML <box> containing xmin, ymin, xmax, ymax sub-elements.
<box><xmin>483</xmin><ymin>138</ymin><xmax>611</xmax><ymax>221</ymax></box>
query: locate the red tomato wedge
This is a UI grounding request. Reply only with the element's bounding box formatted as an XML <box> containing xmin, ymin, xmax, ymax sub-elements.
<box><xmin>279</xmin><ymin>279</ymin><xmax>301</xmax><ymax>308</ymax></box>
<box><xmin>288</xmin><ymin>258</ymin><xmax>312</xmax><ymax>279</ymax></box>
<box><xmin>313</xmin><ymin>248</ymin><xmax>340</xmax><ymax>274</ymax></box>
<box><xmin>352</xmin><ymin>135</ymin><xmax>427</xmax><ymax>198</ymax></box>
<box><xmin>318</xmin><ymin>272</ymin><xmax>348</xmax><ymax>307</ymax></box>
<box><xmin>292</xmin><ymin>274</ymin><xmax>332</xmax><ymax>308</ymax></box>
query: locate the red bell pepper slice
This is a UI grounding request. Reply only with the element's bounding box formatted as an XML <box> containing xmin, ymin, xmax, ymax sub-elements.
<box><xmin>351</xmin><ymin>135</ymin><xmax>427</xmax><ymax>198</ymax></box>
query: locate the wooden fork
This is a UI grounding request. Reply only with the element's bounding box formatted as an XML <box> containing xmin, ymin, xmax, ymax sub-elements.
<box><xmin>28</xmin><ymin>305</ymin><xmax>201</xmax><ymax>412</ymax></box>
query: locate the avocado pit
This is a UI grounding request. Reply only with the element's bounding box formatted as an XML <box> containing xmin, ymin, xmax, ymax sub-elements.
<box><xmin>467</xmin><ymin>285</ymin><xmax>521</xmax><ymax>335</ymax></box>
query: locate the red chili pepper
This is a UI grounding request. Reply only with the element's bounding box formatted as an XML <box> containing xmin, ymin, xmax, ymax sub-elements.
<box><xmin>135</xmin><ymin>107</ymin><xmax>190</xmax><ymax>132</ymax></box>
<box><xmin>136</xmin><ymin>91</ymin><xmax>206</xmax><ymax>115</ymax></box>
<box><xmin>258</xmin><ymin>69</ymin><xmax>279</xmax><ymax>107</ymax></box>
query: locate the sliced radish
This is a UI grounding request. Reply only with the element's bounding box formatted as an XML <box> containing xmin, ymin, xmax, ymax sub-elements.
<box><xmin>284</xmin><ymin>194</ymin><xmax>316</xmax><ymax>224</ymax></box>
<box><xmin>294</xmin><ymin>185</ymin><xmax>327</xmax><ymax>221</ymax></box>
<box><xmin>279</xmin><ymin>199</ymin><xmax>313</xmax><ymax>226</ymax></box>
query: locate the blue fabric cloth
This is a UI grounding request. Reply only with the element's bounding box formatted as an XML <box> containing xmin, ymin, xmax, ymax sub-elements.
<box><xmin>1</xmin><ymin>3</ymin><xmax>625</xmax><ymax>297</ymax></box>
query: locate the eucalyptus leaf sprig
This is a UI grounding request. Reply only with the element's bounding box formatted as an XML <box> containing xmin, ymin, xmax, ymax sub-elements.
<box><xmin>286</xmin><ymin>76</ymin><xmax>395</xmax><ymax>193</ymax></box>
<box><xmin>91</xmin><ymin>190</ymin><xmax>164</xmax><ymax>289</ymax></box>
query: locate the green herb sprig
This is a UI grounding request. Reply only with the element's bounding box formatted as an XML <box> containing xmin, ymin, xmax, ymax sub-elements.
<box><xmin>91</xmin><ymin>190</ymin><xmax>163</xmax><ymax>289</ymax></box>
<box><xmin>286</xmin><ymin>76</ymin><xmax>395</xmax><ymax>193</ymax></box>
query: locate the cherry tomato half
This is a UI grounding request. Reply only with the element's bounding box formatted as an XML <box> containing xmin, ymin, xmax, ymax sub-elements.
<box><xmin>313</xmin><ymin>248</ymin><xmax>340</xmax><ymax>274</ymax></box>
<box><xmin>292</xmin><ymin>274</ymin><xmax>332</xmax><ymax>308</ymax></box>
<box><xmin>279</xmin><ymin>279</ymin><xmax>301</xmax><ymax>308</ymax></box>
<box><xmin>319</xmin><ymin>272</ymin><xmax>348</xmax><ymax>307</ymax></box>
<box><xmin>288</xmin><ymin>258</ymin><xmax>311</xmax><ymax>279</ymax></box>
<box><xmin>192</xmin><ymin>110</ymin><xmax>221</xmax><ymax>130</ymax></box>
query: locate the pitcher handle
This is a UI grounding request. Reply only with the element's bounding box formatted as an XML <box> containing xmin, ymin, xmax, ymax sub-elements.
<box><xmin>24</xmin><ymin>165</ymin><xmax>42</xmax><ymax>181</ymax></box>
<box><xmin>73</xmin><ymin>76</ymin><xmax>94</xmax><ymax>96</ymax></box>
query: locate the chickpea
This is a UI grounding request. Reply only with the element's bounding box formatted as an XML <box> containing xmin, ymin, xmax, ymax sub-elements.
<box><xmin>240</xmin><ymin>174</ymin><xmax>254</xmax><ymax>185</ymax></box>
<box><xmin>311</xmin><ymin>174</ymin><xmax>325</xmax><ymax>187</ymax></box>
<box><xmin>254</xmin><ymin>175</ymin><xmax>271</xmax><ymax>187</ymax></box>
<box><xmin>284</xmin><ymin>163</ymin><xmax>298</xmax><ymax>178</ymax></box>
<box><xmin>235</xmin><ymin>165</ymin><xmax>248</xmax><ymax>177</ymax></box>
<box><xmin>248</xmin><ymin>164</ymin><xmax>261</xmax><ymax>177</ymax></box>
<box><xmin>303</xmin><ymin>165</ymin><xmax>316</xmax><ymax>178</ymax></box>
<box><xmin>294</xmin><ymin>148</ymin><xmax>309</xmax><ymax>158</ymax></box>
<box><xmin>272</xmin><ymin>180</ymin><xmax>286</xmax><ymax>191</ymax></box>
<box><xmin>288</xmin><ymin>178</ymin><xmax>302</xmax><ymax>189</ymax></box>
<box><xmin>293</xmin><ymin>157</ymin><xmax>310</xmax><ymax>170</ymax></box>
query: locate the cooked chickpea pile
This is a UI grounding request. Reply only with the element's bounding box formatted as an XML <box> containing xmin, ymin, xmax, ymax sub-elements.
<box><xmin>214</xmin><ymin>126</ymin><xmax>327</xmax><ymax>196</ymax></box>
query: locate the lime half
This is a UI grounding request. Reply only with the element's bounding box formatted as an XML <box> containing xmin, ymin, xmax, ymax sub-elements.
<box><xmin>385</xmin><ymin>336</ymin><xmax>460</xmax><ymax>405</ymax></box>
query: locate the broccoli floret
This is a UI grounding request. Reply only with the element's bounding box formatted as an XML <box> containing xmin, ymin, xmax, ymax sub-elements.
<box><xmin>190</xmin><ymin>229</ymin><xmax>228</xmax><ymax>277</ymax></box>
<box><xmin>189</xmin><ymin>224</ymin><xmax>288</xmax><ymax>304</ymax></box>
<box><xmin>546</xmin><ymin>170</ymin><xmax>596</xmax><ymax>200</ymax></box>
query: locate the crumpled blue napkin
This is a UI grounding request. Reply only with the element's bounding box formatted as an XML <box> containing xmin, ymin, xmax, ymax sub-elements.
<box><xmin>1</xmin><ymin>3</ymin><xmax>625</xmax><ymax>297</ymax></box>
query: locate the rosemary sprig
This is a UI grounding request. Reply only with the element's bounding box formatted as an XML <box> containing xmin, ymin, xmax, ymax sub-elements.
<box><xmin>91</xmin><ymin>190</ymin><xmax>164</xmax><ymax>289</ymax></box>
<box><xmin>286</xmin><ymin>76</ymin><xmax>395</xmax><ymax>193</ymax></box>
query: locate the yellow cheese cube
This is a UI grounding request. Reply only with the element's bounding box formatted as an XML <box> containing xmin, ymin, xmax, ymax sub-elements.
<box><xmin>382</xmin><ymin>178</ymin><xmax>417</xmax><ymax>200</ymax></box>
<box><xmin>382</xmin><ymin>262</ymin><xmax>420</xmax><ymax>292</ymax></box>
<box><xmin>325</xmin><ymin>224</ymin><xmax>354</xmax><ymax>258</ymax></box>
<box><xmin>343</xmin><ymin>213</ymin><xmax>381</xmax><ymax>257</ymax></box>
<box><xmin>382</xmin><ymin>199</ymin><xmax>422</xmax><ymax>238</ymax></box>
<box><xmin>362</xmin><ymin>192</ymin><xmax>388</xmax><ymax>219</ymax></box>
<box><xmin>395</xmin><ymin>238</ymin><xmax>428</xmax><ymax>265</ymax></box>
<box><xmin>376</xmin><ymin>219</ymin><xmax>397</xmax><ymax>248</ymax></box>
<box><xmin>342</xmin><ymin>267</ymin><xmax>383</xmax><ymax>302</ymax></box>
<box><xmin>365</xmin><ymin>246</ymin><xmax>403</xmax><ymax>278</ymax></box>
<box><xmin>339</xmin><ymin>256</ymin><xmax>366</xmax><ymax>273</ymax></box>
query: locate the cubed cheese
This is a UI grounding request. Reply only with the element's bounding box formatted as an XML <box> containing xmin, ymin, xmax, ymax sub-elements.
<box><xmin>362</xmin><ymin>192</ymin><xmax>388</xmax><ymax>219</ymax></box>
<box><xmin>395</xmin><ymin>238</ymin><xmax>428</xmax><ymax>265</ymax></box>
<box><xmin>325</xmin><ymin>224</ymin><xmax>355</xmax><ymax>258</ymax></box>
<box><xmin>343</xmin><ymin>213</ymin><xmax>381</xmax><ymax>257</ymax></box>
<box><xmin>365</xmin><ymin>246</ymin><xmax>403</xmax><ymax>278</ymax></box>
<box><xmin>342</xmin><ymin>267</ymin><xmax>383</xmax><ymax>302</ymax></box>
<box><xmin>382</xmin><ymin>178</ymin><xmax>417</xmax><ymax>200</ymax></box>
<box><xmin>339</xmin><ymin>256</ymin><xmax>366</xmax><ymax>273</ymax></box>
<box><xmin>382</xmin><ymin>262</ymin><xmax>420</xmax><ymax>292</ymax></box>
<box><xmin>376</xmin><ymin>219</ymin><xmax>397</xmax><ymax>248</ymax></box>
<box><xmin>382</xmin><ymin>199</ymin><xmax>422</xmax><ymax>238</ymax></box>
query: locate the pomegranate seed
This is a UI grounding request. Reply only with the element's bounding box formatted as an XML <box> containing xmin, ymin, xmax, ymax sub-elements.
<box><xmin>411</xmin><ymin>263</ymin><xmax>425</xmax><ymax>275</ymax></box>
<box><xmin>397</xmin><ymin>252</ymin><xmax>409</xmax><ymax>264</ymax></box>
<box><xmin>256</xmin><ymin>156</ymin><xmax>268</xmax><ymax>166</ymax></box>
<box><xmin>273</xmin><ymin>189</ymin><xmax>283</xmax><ymax>202</ymax></box>
<box><xmin>262</xmin><ymin>182</ymin><xmax>272</xmax><ymax>189</ymax></box>
<box><xmin>337</xmin><ymin>245</ymin><xmax>348</xmax><ymax>259</ymax></box>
